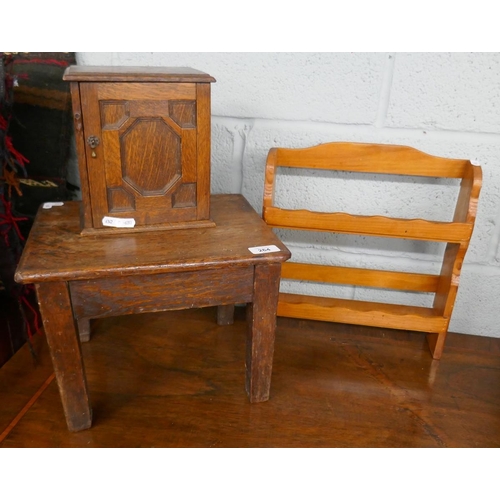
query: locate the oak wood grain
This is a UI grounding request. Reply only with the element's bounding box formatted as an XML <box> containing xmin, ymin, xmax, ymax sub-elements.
<box><xmin>15</xmin><ymin>195</ymin><xmax>290</xmax><ymax>284</ymax></box>
<box><xmin>69</xmin><ymin>82</ymin><xmax>93</xmax><ymax>229</ymax></box>
<box><xmin>246</xmin><ymin>263</ymin><xmax>282</xmax><ymax>402</ymax></box>
<box><xmin>63</xmin><ymin>66</ymin><xmax>216</xmax><ymax>83</ymax></box>
<box><xmin>217</xmin><ymin>305</ymin><xmax>236</xmax><ymax>326</ymax></box>
<box><xmin>35</xmin><ymin>282</ymin><xmax>91</xmax><ymax>432</ymax></box>
<box><xmin>15</xmin><ymin>194</ymin><xmax>290</xmax><ymax>432</ymax></box>
<box><xmin>2</xmin><ymin>308</ymin><xmax>499</xmax><ymax>447</ymax></box>
<box><xmin>70</xmin><ymin>267</ymin><xmax>254</xmax><ymax>320</ymax></box>
<box><xmin>66</xmin><ymin>66</ymin><xmax>216</xmax><ymax>233</ymax></box>
<box><xmin>196</xmin><ymin>83</ymin><xmax>212</xmax><ymax>221</ymax></box>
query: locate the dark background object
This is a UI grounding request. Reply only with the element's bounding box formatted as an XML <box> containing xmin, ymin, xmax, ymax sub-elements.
<box><xmin>0</xmin><ymin>52</ymin><xmax>76</xmax><ymax>367</ymax></box>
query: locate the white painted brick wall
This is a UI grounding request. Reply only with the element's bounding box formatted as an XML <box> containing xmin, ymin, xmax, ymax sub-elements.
<box><xmin>74</xmin><ymin>52</ymin><xmax>500</xmax><ymax>338</ymax></box>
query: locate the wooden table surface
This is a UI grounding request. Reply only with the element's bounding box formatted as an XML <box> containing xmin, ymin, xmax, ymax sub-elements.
<box><xmin>2</xmin><ymin>307</ymin><xmax>500</xmax><ymax>448</ymax></box>
<box><xmin>15</xmin><ymin>194</ymin><xmax>290</xmax><ymax>283</ymax></box>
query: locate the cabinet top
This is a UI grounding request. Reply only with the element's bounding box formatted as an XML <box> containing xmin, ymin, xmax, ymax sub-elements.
<box><xmin>63</xmin><ymin>66</ymin><xmax>216</xmax><ymax>83</ymax></box>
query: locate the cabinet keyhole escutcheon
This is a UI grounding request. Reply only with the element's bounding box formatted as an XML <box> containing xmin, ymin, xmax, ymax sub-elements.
<box><xmin>87</xmin><ymin>136</ymin><xmax>100</xmax><ymax>158</ymax></box>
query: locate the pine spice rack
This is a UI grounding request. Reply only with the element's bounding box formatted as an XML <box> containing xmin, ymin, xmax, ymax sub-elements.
<box><xmin>262</xmin><ymin>142</ymin><xmax>482</xmax><ymax>359</ymax></box>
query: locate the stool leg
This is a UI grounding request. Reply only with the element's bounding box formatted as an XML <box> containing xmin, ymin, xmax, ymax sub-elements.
<box><xmin>217</xmin><ymin>304</ymin><xmax>235</xmax><ymax>325</ymax></box>
<box><xmin>246</xmin><ymin>263</ymin><xmax>281</xmax><ymax>403</ymax></box>
<box><xmin>35</xmin><ymin>281</ymin><xmax>92</xmax><ymax>432</ymax></box>
<box><xmin>77</xmin><ymin>318</ymin><xmax>91</xmax><ymax>342</ymax></box>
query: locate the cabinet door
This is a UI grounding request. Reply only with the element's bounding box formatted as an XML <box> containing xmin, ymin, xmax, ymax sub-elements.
<box><xmin>80</xmin><ymin>82</ymin><xmax>202</xmax><ymax>227</ymax></box>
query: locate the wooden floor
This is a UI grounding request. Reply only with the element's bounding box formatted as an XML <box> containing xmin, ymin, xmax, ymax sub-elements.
<box><xmin>1</xmin><ymin>306</ymin><xmax>499</xmax><ymax>447</ymax></box>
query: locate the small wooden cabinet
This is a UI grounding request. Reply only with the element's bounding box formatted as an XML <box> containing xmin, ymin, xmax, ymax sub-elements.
<box><xmin>63</xmin><ymin>66</ymin><xmax>216</xmax><ymax>234</ymax></box>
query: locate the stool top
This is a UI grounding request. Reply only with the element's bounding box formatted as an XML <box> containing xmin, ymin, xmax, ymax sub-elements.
<box><xmin>15</xmin><ymin>194</ymin><xmax>290</xmax><ymax>283</ymax></box>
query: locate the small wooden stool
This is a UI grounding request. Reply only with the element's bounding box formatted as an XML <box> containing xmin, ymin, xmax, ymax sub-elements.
<box><xmin>15</xmin><ymin>194</ymin><xmax>290</xmax><ymax>431</ymax></box>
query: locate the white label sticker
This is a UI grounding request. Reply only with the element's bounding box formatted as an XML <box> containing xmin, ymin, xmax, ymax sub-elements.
<box><xmin>42</xmin><ymin>202</ymin><xmax>64</xmax><ymax>209</ymax></box>
<box><xmin>248</xmin><ymin>245</ymin><xmax>281</xmax><ymax>255</ymax></box>
<box><xmin>102</xmin><ymin>216</ymin><xmax>136</xmax><ymax>228</ymax></box>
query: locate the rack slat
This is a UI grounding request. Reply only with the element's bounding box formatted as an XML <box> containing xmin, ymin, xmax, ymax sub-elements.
<box><xmin>264</xmin><ymin>207</ymin><xmax>473</xmax><ymax>242</ymax></box>
<box><xmin>277</xmin><ymin>293</ymin><xmax>448</xmax><ymax>334</ymax></box>
<box><xmin>282</xmin><ymin>262</ymin><xmax>440</xmax><ymax>293</ymax></box>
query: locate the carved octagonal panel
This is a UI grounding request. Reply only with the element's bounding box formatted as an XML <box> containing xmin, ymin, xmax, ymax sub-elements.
<box><xmin>120</xmin><ymin>118</ymin><xmax>182</xmax><ymax>196</ymax></box>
